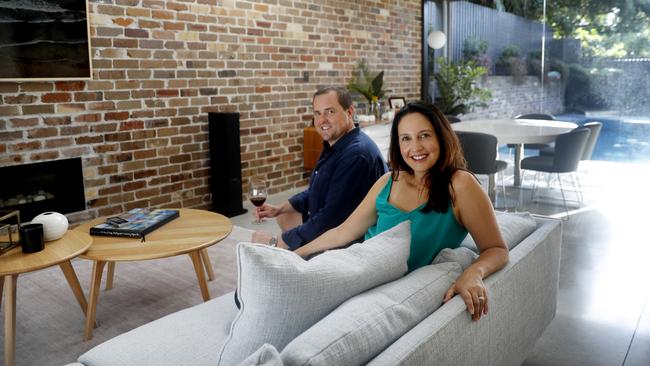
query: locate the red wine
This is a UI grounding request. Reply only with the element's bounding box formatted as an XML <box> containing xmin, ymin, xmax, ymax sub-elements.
<box><xmin>250</xmin><ymin>196</ymin><xmax>266</xmax><ymax>207</ymax></box>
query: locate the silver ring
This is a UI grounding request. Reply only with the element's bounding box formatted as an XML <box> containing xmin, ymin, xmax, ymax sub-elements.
<box><xmin>478</xmin><ymin>296</ymin><xmax>485</xmax><ymax>301</ymax></box>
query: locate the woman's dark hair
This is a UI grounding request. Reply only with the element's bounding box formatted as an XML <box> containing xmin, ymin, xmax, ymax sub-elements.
<box><xmin>388</xmin><ymin>101</ymin><xmax>466</xmax><ymax>213</ymax></box>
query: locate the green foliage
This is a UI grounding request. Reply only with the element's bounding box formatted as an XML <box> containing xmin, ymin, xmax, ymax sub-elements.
<box><xmin>467</xmin><ymin>1</ymin><xmax>544</xmax><ymax>20</ymax></box>
<box><xmin>433</xmin><ymin>57</ymin><xmax>492</xmax><ymax>116</ymax></box>
<box><xmin>495</xmin><ymin>45</ymin><xmax>526</xmax><ymax>82</ymax></box>
<box><xmin>496</xmin><ymin>45</ymin><xmax>522</xmax><ymax>65</ymax></box>
<box><xmin>564</xmin><ymin>63</ymin><xmax>607</xmax><ymax>110</ymax></box>
<box><xmin>463</xmin><ymin>37</ymin><xmax>489</xmax><ymax>59</ymax></box>
<box><xmin>347</xmin><ymin>59</ymin><xmax>386</xmax><ymax>103</ymax></box>
<box><xmin>545</xmin><ymin>0</ymin><xmax>650</xmax><ymax>37</ymax></box>
<box><xmin>462</xmin><ymin>37</ymin><xmax>491</xmax><ymax>69</ymax></box>
<box><xmin>468</xmin><ymin>0</ymin><xmax>650</xmax><ymax>57</ymax></box>
<box><xmin>527</xmin><ymin>51</ymin><xmax>568</xmax><ymax>82</ymax></box>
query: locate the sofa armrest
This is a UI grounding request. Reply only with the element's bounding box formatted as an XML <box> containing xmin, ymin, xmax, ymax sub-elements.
<box><xmin>76</xmin><ymin>292</ymin><xmax>238</xmax><ymax>366</ymax></box>
<box><xmin>369</xmin><ymin>217</ymin><xmax>562</xmax><ymax>366</ymax></box>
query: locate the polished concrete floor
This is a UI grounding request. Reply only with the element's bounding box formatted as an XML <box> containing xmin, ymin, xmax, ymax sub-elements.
<box><xmin>231</xmin><ymin>158</ymin><xmax>650</xmax><ymax>365</ymax></box>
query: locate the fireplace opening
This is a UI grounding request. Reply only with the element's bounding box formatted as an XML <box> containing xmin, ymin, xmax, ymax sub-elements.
<box><xmin>0</xmin><ymin>158</ymin><xmax>86</xmax><ymax>221</ymax></box>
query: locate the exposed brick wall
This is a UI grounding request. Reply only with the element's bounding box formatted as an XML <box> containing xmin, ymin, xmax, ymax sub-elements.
<box><xmin>0</xmin><ymin>0</ymin><xmax>422</xmax><ymax>222</ymax></box>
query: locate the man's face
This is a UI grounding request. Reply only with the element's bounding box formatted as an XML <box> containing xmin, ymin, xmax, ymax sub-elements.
<box><xmin>312</xmin><ymin>91</ymin><xmax>354</xmax><ymax>145</ymax></box>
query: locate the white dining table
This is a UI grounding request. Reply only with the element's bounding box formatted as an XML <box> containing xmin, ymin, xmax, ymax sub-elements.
<box><xmin>452</xmin><ymin>118</ymin><xmax>578</xmax><ymax>187</ymax></box>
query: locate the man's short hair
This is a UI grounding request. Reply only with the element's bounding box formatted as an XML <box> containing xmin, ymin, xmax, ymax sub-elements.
<box><xmin>313</xmin><ymin>86</ymin><xmax>353</xmax><ymax>110</ymax></box>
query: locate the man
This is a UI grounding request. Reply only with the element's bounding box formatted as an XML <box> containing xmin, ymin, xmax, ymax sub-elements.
<box><xmin>252</xmin><ymin>86</ymin><xmax>387</xmax><ymax>249</ymax></box>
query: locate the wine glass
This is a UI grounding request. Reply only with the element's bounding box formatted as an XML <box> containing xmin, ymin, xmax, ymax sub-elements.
<box><xmin>248</xmin><ymin>177</ymin><xmax>267</xmax><ymax>224</ymax></box>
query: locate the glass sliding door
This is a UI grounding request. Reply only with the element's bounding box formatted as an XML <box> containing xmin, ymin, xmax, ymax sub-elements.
<box><xmin>422</xmin><ymin>0</ymin><xmax>650</xmax><ymax>163</ymax></box>
<box><xmin>422</xmin><ymin>1</ymin><xmax>445</xmax><ymax>103</ymax></box>
<box><xmin>546</xmin><ymin>1</ymin><xmax>650</xmax><ymax>163</ymax></box>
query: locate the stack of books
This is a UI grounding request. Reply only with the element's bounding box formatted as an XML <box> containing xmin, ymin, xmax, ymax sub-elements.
<box><xmin>90</xmin><ymin>208</ymin><xmax>179</xmax><ymax>238</ymax></box>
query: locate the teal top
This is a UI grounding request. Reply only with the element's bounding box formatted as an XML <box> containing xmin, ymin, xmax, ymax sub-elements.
<box><xmin>365</xmin><ymin>178</ymin><xmax>468</xmax><ymax>272</ymax></box>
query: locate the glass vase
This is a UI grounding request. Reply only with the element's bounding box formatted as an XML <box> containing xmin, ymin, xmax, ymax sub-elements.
<box><xmin>374</xmin><ymin>100</ymin><xmax>382</xmax><ymax>120</ymax></box>
<box><xmin>366</xmin><ymin>100</ymin><xmax>382</xmax><ymax>121</ymax></box>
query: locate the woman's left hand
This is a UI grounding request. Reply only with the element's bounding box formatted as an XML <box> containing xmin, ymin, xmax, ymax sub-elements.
<box><xmin>443</xmin><ymin>270</ymin><xmax>488</xmax><ymax>321</ymax></box>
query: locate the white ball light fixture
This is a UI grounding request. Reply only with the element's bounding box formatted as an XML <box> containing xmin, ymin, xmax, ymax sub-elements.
<box><xmin>427</xmin><ymin>30</ymin><xmax>447</xmax><ymax>50</ymax></box>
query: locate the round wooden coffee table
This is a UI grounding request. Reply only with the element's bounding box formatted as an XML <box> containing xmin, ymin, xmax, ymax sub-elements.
<box><xmin>1</xmin><ymin>230</ymin><xmax>92</xmax><ymax>366</ymax></box>
<box><xmin>74</xmin><ymin>208</ymin><xmax>232</xmax><ymax>340</ymax></box>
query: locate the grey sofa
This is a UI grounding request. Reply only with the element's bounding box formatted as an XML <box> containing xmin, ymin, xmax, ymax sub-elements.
<box><xmin>68</xmin><ymin>215</ymin><xmax>561</xmax><ymax>366</ymax></box>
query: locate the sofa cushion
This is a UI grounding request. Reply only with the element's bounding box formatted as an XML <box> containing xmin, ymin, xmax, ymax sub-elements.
<box><xmin>237</xmin><ymin>344</ymin><xmax>283</xmax><ymax>366</ymax></box>
<box><xmin>432</xmin><ymin>247</ymin><xmax>478</xmax><ymax>271</ymax></box>
<box><xmin>279</xmin><ymin>262</ymin><xmax>461</xmax><ymax>366</ymax></box>
<box><xmin>78</xmin><ymin>291</ymin><xmax>238</xmax><ymax>366</ymax></box>
<box><xmin>461</xmin><ymin>212</ymin><xmax>537</xmax><ymax>253</ymax></box>
<box><xmin>217</xmin><ymin>221</ymin><xmax>411</xmax><ymax>366</ymax></box>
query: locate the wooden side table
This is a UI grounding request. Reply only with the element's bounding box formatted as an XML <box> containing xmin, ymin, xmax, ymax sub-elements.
<box><xmin>1</xmin><ymin>230</ymin><xmax>92</xmax><ymax>366</ymax></box>
<box><xmin>74</xmin><ymin>208</ymin><xmax>232</xmax><ymax>340</ymax></box>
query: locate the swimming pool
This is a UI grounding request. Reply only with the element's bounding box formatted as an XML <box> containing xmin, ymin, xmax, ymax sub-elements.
<box><xmin>557</xmin><ymin>113</ymin><xmax>650</xmax><ymax>164</ymax></box>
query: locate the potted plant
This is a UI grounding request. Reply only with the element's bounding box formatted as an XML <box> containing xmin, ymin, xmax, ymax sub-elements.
<box><xmin>347</xmin><ymin>59</ymin><xmax>386</xmax><ymax>119</ymax></box>
<box><xmin>495</xmin><ymin>45</ymin><xmax>526</xmax><ymax>82</ymax></box>
<box><xmin>462</xmin><ymin>36</ymin><xmax>491</xmax><ymax>70</ymax></box>
<box><xmin>527</xmin><ymin>51</ymin><xmax>567</xmax><ymax>83</ymax></box>
<box><xmin>433</xmin><ymin>57</ymin><xmax>491</xmax><ymax>116</ymax></box>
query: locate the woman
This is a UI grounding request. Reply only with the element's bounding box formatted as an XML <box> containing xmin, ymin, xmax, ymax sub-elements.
<box><xmin>295</xmin><ymin>101</ymin><xmax>509</xmax><ymax>321</ymax></box>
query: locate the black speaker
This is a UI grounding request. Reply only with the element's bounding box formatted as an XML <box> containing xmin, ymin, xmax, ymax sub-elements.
<box><xmin>209</xmin><ymin>112</ymin><xmax>247</xmax><ymax>217</ymax></box>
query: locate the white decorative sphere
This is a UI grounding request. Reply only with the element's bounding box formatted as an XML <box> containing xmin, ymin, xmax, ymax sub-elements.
<box><xmin>32</xmin><ymin>212</ymin><xmax>69</xmax><ymax>241</ymax></box>
<box><xmin>427</xmin><ymin>30</ymin><xmax>446</xmax><ymax>49</ymax></box>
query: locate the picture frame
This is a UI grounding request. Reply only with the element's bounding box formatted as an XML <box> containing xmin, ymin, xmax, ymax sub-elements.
<box><xmin>388</xmin><ymin>97</ymin><xmax>406</xmax><ymax>109</ymax></box>
<box><xmin>0</xmin><ymin>0</ymin><xmax>93</xmax><ymax>81</ymax></box>
<box><xmin>0</xmin><ymin>210</ymin><xmax>21</xmax><ymax>256</ymax></box>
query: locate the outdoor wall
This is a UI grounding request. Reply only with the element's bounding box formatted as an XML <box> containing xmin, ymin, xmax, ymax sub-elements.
<box><xmin>590</xmin><ymin>59</ymin><xmax>650</xmax><ymax>116</ymax></box>
<box><xmin>462</xmin><ymin>75</ymin><xmax>564</xmax><ymax>120</ymax></box>
<box><xmin>0</xmin><ymin>0</ymin><xmax>422</xmax><ymax>221</ymax></box>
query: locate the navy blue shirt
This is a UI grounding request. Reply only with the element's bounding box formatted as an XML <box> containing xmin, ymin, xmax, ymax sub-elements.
<box><xmin>282</xmin><ymin>127</ymin><xmax>387</xmax><ymax>249</ymax></box>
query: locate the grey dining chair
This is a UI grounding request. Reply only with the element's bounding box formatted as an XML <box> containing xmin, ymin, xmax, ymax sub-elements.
<box><xmin>521</xmin><ymin>127</ymin><xmax>591</xmax><ymax>218</ymax></box>
<box><xmin>540</xmin><ymin>121</ymin><xmax>602</xmax><ymax>160</ymax></box>
<box><xmin>509</xmin><ymin>113</ymin><xmax>557</xmax><ymax>151</ymax></box>
<box><xmin>515</xmin><ymin>113</ymin><xmax>556</xmax><ymax>120</ymax></box>
<box><xmin>445</xmin><ymin>115</ymin><xmax>461</xmax><ymax>123</ymax></box>
<box><xmin>456</xmin><ymin>131</ymin><xmax>508</xmax><ymax>207</ymax></box>
<box><xmin>539</xmin><ymin>122</ymin><xmax>602</xmax><ymax>200</ymax></box>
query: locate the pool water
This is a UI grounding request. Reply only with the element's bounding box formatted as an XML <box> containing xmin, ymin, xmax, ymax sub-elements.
<box><xmin>557</xmin><ymin>113</ymin><xmax>650</xmax><ymax>164</ymax></box>
<box><xmin>498</xmin><ymin>113</ymin><xmax>650</xmax><ymax>164</ymax></box>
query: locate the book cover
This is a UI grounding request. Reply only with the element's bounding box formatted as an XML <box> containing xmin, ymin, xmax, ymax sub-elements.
<box><xmin>89</xmin><ymin>209</ymin><xmax>179</xmax><ymax>238</ymax></box>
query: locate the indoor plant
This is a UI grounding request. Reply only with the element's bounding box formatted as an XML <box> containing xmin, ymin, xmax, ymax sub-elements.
<box><xmin>347</xmin><ymin>59</ymin><xmax>386</xmax><ymax>119</ymax></box>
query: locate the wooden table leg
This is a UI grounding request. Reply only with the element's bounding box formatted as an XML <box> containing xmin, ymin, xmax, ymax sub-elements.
<box><xmin>189</xmin><ymin>251</ymin><xmax>210</xmax><ymax>301</ymax></box>
<box><xmin>84</xmin><ymin>260</ymin><xmax>106</xmax><ymax>341</ymax></box>
<box><xmin>200</xmin><ymin>249</ymin><xmax>215</xmax><ymax>281</ymax></box>
<box><xmin>59</xmin><ymin>260</ymin><xmax>89</xmax><ymax>316</ymax></box>
<box><xmin>3</xmin><ymin>274</ymin><xmax>18</xmax><ymax>366</ymax></box>
<box><xmin>105</xmin><ymin>262</ymin><xmax>115</xmax><ymax>290</ymax></box>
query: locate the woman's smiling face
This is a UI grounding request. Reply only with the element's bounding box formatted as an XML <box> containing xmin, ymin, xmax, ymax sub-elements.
<box><xmin>397</xmin><ymin>112</ymin><xmax>440</xmax><ymax>174</ymax></box>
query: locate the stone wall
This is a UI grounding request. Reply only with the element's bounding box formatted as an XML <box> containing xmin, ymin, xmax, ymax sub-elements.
<box><xmin>0</xmin><ymin>0</ymin><xmax>422</xmax><ymax>221</ymax></box>
<box><xmin>590</xmin><ymin>60</ymin><xmax>650</xmax><ymax>116</ymax></box>
<box><xmin>462</xmin><ymin>75</ymin><xmax>564</xmax><ymax>120</ymax></box>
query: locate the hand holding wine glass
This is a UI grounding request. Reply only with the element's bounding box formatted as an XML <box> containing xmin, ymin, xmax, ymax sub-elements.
<box><xmin>249</xmin><ymin>177</ymin><xmax>267</xmax><ymax>224</ymax></box>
